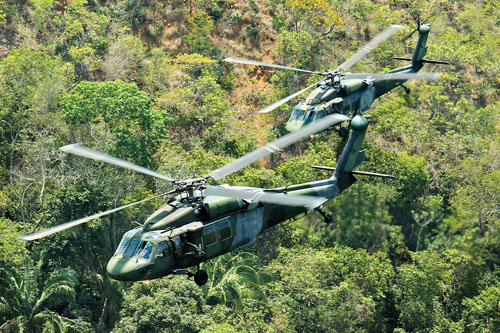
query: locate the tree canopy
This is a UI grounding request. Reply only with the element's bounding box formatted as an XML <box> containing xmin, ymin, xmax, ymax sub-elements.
<box><xmin>0</xmin><ymin>0</ymin><xmax>499</xmax><ymax>331</ymax></box>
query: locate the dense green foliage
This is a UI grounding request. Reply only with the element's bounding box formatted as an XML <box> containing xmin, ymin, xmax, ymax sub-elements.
<box><xmin>0</xmin><ymin>0</ymin><xmax>499</xmax><ymax>331</ymax></box>
<box><xmin>0</xmin><ymin>258</ymin><xmax>90</xmax><ymax>332</ymax></box>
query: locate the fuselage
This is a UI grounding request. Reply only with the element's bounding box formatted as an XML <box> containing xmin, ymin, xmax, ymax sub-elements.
<box><xmin>107</xmin><ymin>114</ymin><xmax>370</xmax><ymax>282</ymax></box>
<box><xmin>285</xmin><ymin>24</ymin><xmax>431</xmax><ymax>132</ymax></box>
<box><xmin>285</xmin><ymin>73</ymin><xmax>411</xmax><ymax>132</ymax></box>
<box><xmin>106</xmin><ymin>179</ymin><xmax>340</xmax><ymax>281</ymax></box>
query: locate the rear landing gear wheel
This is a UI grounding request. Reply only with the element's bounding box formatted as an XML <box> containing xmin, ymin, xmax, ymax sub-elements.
<box><xmin>194</xmin><ymin>270</ymin><xmax>208</xmax><ymax>286</ymax></box>
<box><xmin>316</xmin><ymin>207</ymin><xmax>333</xmax><ymax>224</ymax></box>
<box><xmin>338</xmin><ymin>126</ymin><xmax>348</xmax><ymax>138</ymax></box>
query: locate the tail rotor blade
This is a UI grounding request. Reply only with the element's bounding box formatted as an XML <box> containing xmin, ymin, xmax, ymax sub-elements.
<box><xmin>205</xmin><ymin>113</ymin><xmax>350</xmax><ymax>180</ymax></box>
<box><xmin>205</xmin><ymin>186</ymin><xmax>326</xmax><ymax>210</ymax></box>
<box><xmin>20</xmin><ymin>191</ymin><xmax>175</xmax><ymax>241</ymax></box>
<box><xmin>402</xmin><ymin>27</ymin><xmax>418</xmax><ymax>42</ymax></box>
<box><xmin>60</xmin><ymin>143</ymin><xmax>176</xmax><ymax>182</ymax></box>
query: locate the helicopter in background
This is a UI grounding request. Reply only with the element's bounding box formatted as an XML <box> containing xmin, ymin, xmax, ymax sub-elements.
<box><xmin>21</xmin><ymin>113</ymin><xmax>394</xmax><ymax>286</ymax></box>
<box><xmin>225</xmin><ymin>22</ymin><xmax>448</xmax><ymax>133</ymax></box>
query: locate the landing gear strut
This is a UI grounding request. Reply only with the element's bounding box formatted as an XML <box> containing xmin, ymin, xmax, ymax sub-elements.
<box><xmin>316</xmin><ymin>206</ymin><xmax>333</xmax><ymax>224</ymax></box>
<box><xmin>172</xmin><ymin>266</ymin><xmax>208</xmax><ymax>286</ymax></box>
<box><xmin>401</xmin><ymin>84</ymin><xmax>411</xmax><ymax>94</ymax></box>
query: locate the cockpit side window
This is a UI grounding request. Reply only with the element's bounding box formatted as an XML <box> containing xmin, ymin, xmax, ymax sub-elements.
<box><xmin>137</xmin><ymin>241</ymin><xmax>154</xmax><ymax>260</ymax></box>
<box><xmin>290</xmin><ymin>108</ymin><xmax>300</xmax><ymax>120</ymax></box>
<box><xmin>156</xmin><ymin>241</ymin><xmax>169</xmax><ymax>259</ymax></box>
<box><xmin>132</xmin><ymin>241</ymin><xmax>145</xmax><ymax>257</ymax></box>
<box><xmin>115</xmin><ymin>237</ymin><xmax>130</xmax><ymax>255</ymax></box>
<box><xmin>305</xmin><ymin>111</ymin><xmax>314</xmax><ymax>123</ymax></box>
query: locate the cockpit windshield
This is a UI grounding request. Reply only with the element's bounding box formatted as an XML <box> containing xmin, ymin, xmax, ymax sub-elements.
<box><xmin>291</xmin><ymin>105</ymin><xmax>318</xmax><ymax>122</ymax></box>
<box><xmin>120</xmin><ymin>239</ymin><xmax>155</xmax><ymax>260</ymax></box>
<box><xmin>124</xmin><ymin>239</ymin><xmax>140</xmax><ymax>257</ymax></box>
<box><xmin>115</xmin><ymin>237</ymin><xmax>130</xmax><ymax>255</ymax></box>
<box><xmin>290</xmin><ymin>108</ymin><xmax>305</xmax><ymax>121</ymax></box>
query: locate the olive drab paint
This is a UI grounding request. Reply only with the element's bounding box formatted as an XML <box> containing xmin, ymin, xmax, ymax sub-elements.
<box><xmin>21</xmin><ymin>114</ymin><xmax>352</xmax><ymax>288</ymax></box>
<box><xmin>106</xmin><ymin>116</ymin><xmax>370</xmax><ymax>281</ymax></box>
<box><xmin>285</xmin><ymin>24</ymin><xmax>435</xmax><ymax>132</ymax></box>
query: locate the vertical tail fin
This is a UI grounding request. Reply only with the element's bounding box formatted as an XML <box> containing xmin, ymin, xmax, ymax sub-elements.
<box><xmin>333</xmin><ymin>115</ymin><xmax>369</xmax><ymax>192</ymax></box>
<box><xmin>410</xmin><ymin>23</ymin><xmax>431</xmax><ymax>71</ymax></box>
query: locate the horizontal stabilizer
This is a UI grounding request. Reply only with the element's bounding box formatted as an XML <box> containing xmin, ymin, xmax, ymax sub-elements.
<box><xmin>393</xmin><ymin>56</ymin><xmax>450</xmax><ymax>65</ymax></box>
<box><xmin>310</xmin><ymin>165</ymin><xmax>396</xmax><ymax>179</ymax></box>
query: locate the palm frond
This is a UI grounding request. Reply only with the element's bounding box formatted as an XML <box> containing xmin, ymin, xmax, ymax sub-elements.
<box><xmin>33</xmin><ymin>310</ymin><xmax>65</xmax><ymax>333</ymax></box>
<box><xmin>0</xmin><ymin>318</ymin><xmax>19</xmax><ymax>333</ymax></box>
<box><xmin>223</xmin><ymin>283</ymin><xmax>243</xmax><ymax>309</ymax></box>
<box><xmin>33</xmin><ymin>310</ymin><xmax>91</xmax><ymax>333</ymax></box>
<box><xmin>34</xmin><ymin>285</ymin><xmax>76</xmax><ymax>314</ymax></box>
<box><xmin>233</xmin><ymin>266</ymin><xmax>261</xmax><ymax>284</ymax></box>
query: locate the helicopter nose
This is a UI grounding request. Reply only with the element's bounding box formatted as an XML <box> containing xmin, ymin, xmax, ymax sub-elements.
<box><xmin>286</xmin><ymin>121</ymin><xmax>305</xmax><ymax>132</ymax></box>
<box><xmin>107</xmin><ymin>256</ymin><xmax>147</xmax><ymax>281</ymax></box>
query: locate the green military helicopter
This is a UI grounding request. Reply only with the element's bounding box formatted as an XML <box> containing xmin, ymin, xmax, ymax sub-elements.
<box><xmin>225</xmin><ymin>22</ymin><xmax>448</xmax><ymax>133</ymax></box>
<box><xmin>21</xmin><ymin>113</ymin><xmax>393</xmax><ymax>286</ymax></box>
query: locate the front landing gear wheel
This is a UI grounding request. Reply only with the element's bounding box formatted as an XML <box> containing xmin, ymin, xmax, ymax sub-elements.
<box><xmin>194</xmin><ymin>270</ymin><xmax>208</xmax><ymax>286</ymax></box>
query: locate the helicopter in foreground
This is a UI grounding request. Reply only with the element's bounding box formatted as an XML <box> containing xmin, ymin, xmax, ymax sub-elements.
<box><xmin>21</xmin><ymin>113</ymin><xmax>393</xmax><ymax>286</ymax></box>
<box><xmin>225</xmin><ymin>22</ymin><xmax>448</xmax><ymax>133</ymax></box>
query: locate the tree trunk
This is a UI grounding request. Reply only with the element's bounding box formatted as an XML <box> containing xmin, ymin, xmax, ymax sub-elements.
<box><xmin>97</xmin><ymin>297</ymin><xmax>109</xmax><ymax>330</ymax></box>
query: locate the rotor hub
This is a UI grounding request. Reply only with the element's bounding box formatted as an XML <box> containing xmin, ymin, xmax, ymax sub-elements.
<box><xmin>174</xmin><ymin>177</ymin><xmax>207</xmax><ymax>192</ymax></box>
<box><xmin>322</xmin><ymin>71</ymin><xmax>344</xmax><ymax>87</ymax></box>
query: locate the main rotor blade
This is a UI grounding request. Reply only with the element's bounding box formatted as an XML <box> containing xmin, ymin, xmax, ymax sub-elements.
<box><xmin>20</xmin><ymin>191</ymin><xmax>175</xmax><ymax>241</ymax></box>
<box><xmin>60</xmin><ymin>143</ymin><xmax>176</xmax><ymax>182</ymax></box>
<box><xmin>205</xmin><ymin>113</ymin><xmax>350</xmax><ymax>181</ymax></box>
<box><xmin>344</xmin><ymin>72</ymin><xmax>441</xmax><ymax>80</ymax></box>
<box><xmin>205</xmin><ymin>186</ymin><xmax>326</xmax><ymax>210</ymax></box>
<box><xmin>256</xmin><ymin>79</ymin><xmax>326</xmax><ymax>114</ymax></box>
<box><xmin>335</xmin><ymin>25</ymin><xmax>403</xmax><ymax>72</ymax></box>
<box><xmin>224</xmin><ymin>57</ymin><xmax>322</xmax><ymax>75</ymax></box>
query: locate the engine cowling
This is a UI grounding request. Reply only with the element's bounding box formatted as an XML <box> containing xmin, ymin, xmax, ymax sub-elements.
<box><xmin>200</xmin><ymin>196</ymin><xmax>243</xmax><ymax>219</ymax></box>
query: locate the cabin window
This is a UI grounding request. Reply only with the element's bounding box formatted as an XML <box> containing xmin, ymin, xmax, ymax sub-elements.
<box><xmin>219</xmin><ymin>220</ymin><xmax>232</xmax><ymax>240</ymax></box>
<box><xmin>204</xmin><ymin>226</ymin><xmax>216</xmax><ymax>246</ymax></box>
<box><xmin>115</xmin><ymin>237</ymin><xmax>130</xmax><ymax>255</ymax></box>
<box><xmin>317</xmin><ymin>110</ymin><xmax>325</xmax><ymax>119</ymax></box>
<box><xmin>137</xmin><ymin>241</ymin><xmax>154</xmax><ymax>260</ymax></box>
<box><xmin>156</xmin><ymin>241</ymin><xmax>170</xmax><ymax>258</ymax></box>
<box><xmin>124</xmin><ymin>239</ymin><xmax>139</xmax><ymax>257</ymax></box>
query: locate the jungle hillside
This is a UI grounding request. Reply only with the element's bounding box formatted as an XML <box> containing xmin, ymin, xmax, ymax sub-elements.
<box><xmin>1</xmin><ymin>0</ymin><xmax>499</xmax><ymax>331</ymax></box>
